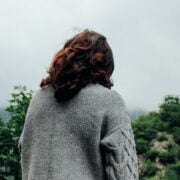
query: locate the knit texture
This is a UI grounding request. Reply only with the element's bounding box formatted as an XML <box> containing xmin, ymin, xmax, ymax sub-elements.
<box><xmin>18</xmin><ymin>83</ymin><xmax>139</xmax><ymax>180</ymax></box>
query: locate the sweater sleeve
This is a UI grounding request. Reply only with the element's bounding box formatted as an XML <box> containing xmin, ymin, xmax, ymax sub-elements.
<box><xmin>100</xmin><ymin>90</ymin><xmax>139</xmax><ymax>180</ymax></box>
<box><xmin>18</xmin><ymin>89</ymin><xmax>38</xmax><ymax>154</ymax></box>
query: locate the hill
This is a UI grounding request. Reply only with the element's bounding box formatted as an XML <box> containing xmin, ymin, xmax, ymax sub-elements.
<box><xmin>132</xmin><ymin>95</ymin><xmax>180</xmax><ymax>180</ymax></box>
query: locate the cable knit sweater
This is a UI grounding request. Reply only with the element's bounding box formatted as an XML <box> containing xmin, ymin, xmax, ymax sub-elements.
<box><xmin>18</xmin><ymin>83</ymin><xmax>139</xmax><ymax>180</ymax></box>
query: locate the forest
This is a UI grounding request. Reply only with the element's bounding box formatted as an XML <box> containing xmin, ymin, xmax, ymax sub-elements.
<box><xmin>0</xmin><ymin>85</ymin><xmax>179</xmax><ymax>180</ymax></box>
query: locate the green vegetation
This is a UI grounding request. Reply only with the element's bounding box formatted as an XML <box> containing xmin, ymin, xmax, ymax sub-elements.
<box><xmin>132</xmin><ymin>95</ymin><xmax>180</xmax><ymax>179</ymax></box>
<box><xmin>0</xmin><ymin>85</ymin><xmax>33</xmax><ymax>180</ymax></box>
<box><xmin>0</xmin><ymin>86</ymin><xmax>179</xmax><ymax>179</ymax></box>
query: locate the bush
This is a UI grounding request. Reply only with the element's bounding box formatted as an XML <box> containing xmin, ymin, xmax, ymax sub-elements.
<box><xmin>167</xmin><ymin>143</ymin><xmax>179</xmax><ymax>163</ymax></box>
<box><xmin>159</xmin><ymin>152</ymin><xmax>176</xmax><ymax>164</ymax></box>
<box><xmin>159</xmin><ymin>95</ymin><xmax>180</xmax><ymax>128</ymax></box>
<box><xmin>172</xmin><ymin>127</ymin><xmax>180</xmax><ymax>144</ymax></box>
<box><xmin>143</xmin><ymin>160</ymin><xmax>158</xmax><ymax>177</ymax></box>
<box><xmin>146</xmin><ymin>148</ymin><xmax>159</xmax><ymax>161</ymax></box>
<box><xmin>156</xmin><ymin>132</ymin><xmax>168</xmax><ymax>141</ymax></box>
<box><xmin>159</xmin><ymin>151</ymin><xmax>171</xmax><ymax>164</ymax></box>
<box><xmin>136</xmin><ymin>138</ymin><xmax>149</xmax><ymax>154</ymax></box>
<box><xmin>156</xmin><ymin>121</ymin><xmax>170</xmax><ymax>132</ymax></box>
<box><xmin>132</xmin><ymin>112</ymin><xmax>160</xmax><ymax>141</ymax></box>
<box><xmin>145</xmin><ymin>175</ymin><xmax>163</xmax><ymax>180</ymax></box>
<box><xmin>167</xmin><ymin>163</ymin><xmax>180</xmax><ymax>176</ymax></box>
<box><xmin>164</xmin><ymin>167</ymin><xmax>179</xmax><ymax>180</ymax></box>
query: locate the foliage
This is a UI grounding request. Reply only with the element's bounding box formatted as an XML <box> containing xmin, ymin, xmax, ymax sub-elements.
<box><xmin>159</xmin><ymin>95</ymin><xmax>180</xmax><ymax>129</ymax></box>
<box><xmin>156</xmin><ymin>132</ymin><xmax>168</xmax><ymax>141</ymax></box>
<box><xmin>146</xmin><ymin>148</ymin><xmax>159</xmax><ymax>161</ymax></box>
<box><xmin>164</xmin><ymin>169</ymin><xmax>178</xmax><ymax>180</ymax></box>
<box><xmin>133</xmin><ymin>95</ymin><xmax>180</xmax><ymax>180</ymax></box>
<box><xmin>0</xmin><ymin>85</ymin><xmax>33</xmax><ymax>180</ymax></box>
<box><xmin>136</xmin><ymin>138</ymin><xmax>149</xmax><ymax>154</ymax></box>
<box><xmin>172</xmin><ymin>127</ymin><xmax>180</xmax><ymax>144</ymax></box>
<box><xmin>143</xmin><ymin>160</ymin><xmax>158</xmax><ymax>177</ymax></box>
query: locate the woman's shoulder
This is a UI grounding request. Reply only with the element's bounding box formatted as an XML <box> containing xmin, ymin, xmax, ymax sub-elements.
<box><xmin>81</xmin><ymin>83</ymin><xmax>126</xmax><ymax>108</ymax></box>
<box><xmin>33</xmin><ymin>84</ymin><xmax>54</xmax><ymax>96</ymax></box>
<box><xmin>28</xmin><ymin>84</ymin><xmax>53</xmax><ymax>104</ymax></box>
<box><xmin>30</xmin><ymin>83</ymin><xmax>126</xmax><ymax>109</ymax></box>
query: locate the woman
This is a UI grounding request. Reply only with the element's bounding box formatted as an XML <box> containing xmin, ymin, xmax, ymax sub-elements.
<box><xmin>18</xmin><ymin>29</ymin><xmax>139</xmax><ymax>180</ymax></box>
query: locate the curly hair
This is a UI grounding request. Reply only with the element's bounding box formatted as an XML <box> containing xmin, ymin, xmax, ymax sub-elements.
<box><xmin>40</xmin><ymin>29</ymin><xmax>114</xmax><ymax>102</ymax></box>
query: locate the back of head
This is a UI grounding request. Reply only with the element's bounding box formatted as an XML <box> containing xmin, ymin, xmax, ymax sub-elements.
<box><xmin>40</xmin><ymin>29</ymin><xmax>114</xmax><ymax>102</ymax></box>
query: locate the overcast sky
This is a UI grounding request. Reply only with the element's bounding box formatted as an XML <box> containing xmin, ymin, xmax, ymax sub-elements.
<box><xmin>0</xmin><ymin>0</ymin><xmax>179</xmax><ymax>111</ymax></box>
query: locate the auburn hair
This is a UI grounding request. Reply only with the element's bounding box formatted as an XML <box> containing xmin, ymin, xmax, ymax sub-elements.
<box><xmin>40</xmin><ymin>29</ymin><xmax>114</xmax><ymax>102</ymax></box>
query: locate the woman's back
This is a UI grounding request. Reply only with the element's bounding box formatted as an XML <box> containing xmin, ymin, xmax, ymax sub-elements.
<box><xmin>18</xmin><ymin>83</ymin><xmax>139</xmax><ymax>180</ymax></box>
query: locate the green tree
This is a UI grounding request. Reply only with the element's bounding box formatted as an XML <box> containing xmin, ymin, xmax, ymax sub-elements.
<box><xmin>132</xmin><ymin>112</ymin><xmax>161</xmax><ymax>155</ymax></box>
<box><xmin>159</xmin><ymin>95</ymin><xmax>180</xmax><ymax>129</ymax></box>
<box><xmin>0</xmin><ymin>85</ymin><xmax>33</xmax><ymax>180</ymax></box>
<box><xmin>132</xmin><ymin>95</ymin><xmax>180</xmax><ymax>180</ymax></box>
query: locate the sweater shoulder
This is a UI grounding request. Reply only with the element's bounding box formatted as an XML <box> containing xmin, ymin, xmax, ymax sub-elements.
<box><xmin>95</xmin><ymin>86</ymin><xmax>127</xmax><ymax>111</ymax></box>
<box><xmin>80</xmin><ymin>83</ymin><xmax>125</xmax><ymax>107</ymax></box>
<box><xmin>28</xmin><ymin>84</ymin><xmax>126</xmax><ymax>112</ymax></box>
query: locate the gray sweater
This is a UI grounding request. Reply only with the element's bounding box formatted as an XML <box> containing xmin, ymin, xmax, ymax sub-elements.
<box><xmin>18</xmin><ymin>83</ymin><xmax>139</xmax><ymax>180</ymax></box>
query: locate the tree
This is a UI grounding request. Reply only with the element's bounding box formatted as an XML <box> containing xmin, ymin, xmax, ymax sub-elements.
<box><xmin>132</xmin><ymin>95</ymin><xmax>180</xmax><ymax>179</ymax></box>
<box><xmin>159</xmin><ymin>95</ymin><xmax>180</xmax><ymax>129</ymax></box>
<box><xmin>0</xmin><ymin>85</ymin><xmax>33</xmax><ymax>180</ymax></box>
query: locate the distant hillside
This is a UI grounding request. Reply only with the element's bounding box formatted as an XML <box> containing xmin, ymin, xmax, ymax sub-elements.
<box><xmin>132</xmin><ymin>95</ymin><xmax>180</xmax><ymax>180</ymax></box>
<box><xmin>0</xmin><ymin>107</ymin><xmax>10</xmax><ymax>122</ymax></box>
<box><xmin>129</xmin><ymin>108</ymin><xmax>149</xmax><ymax>121</ymax></box>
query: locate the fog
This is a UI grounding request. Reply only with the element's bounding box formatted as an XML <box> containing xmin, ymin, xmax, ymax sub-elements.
<box><xmin>0</xmin><ymin>0</ymin><xmax>179</xmax><ymax>111</ymax></box>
